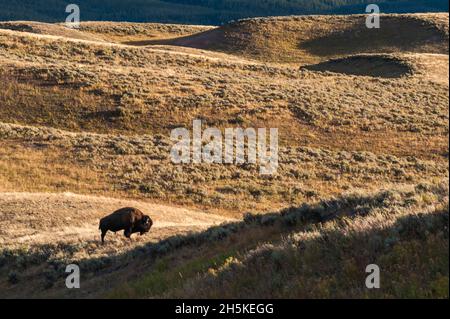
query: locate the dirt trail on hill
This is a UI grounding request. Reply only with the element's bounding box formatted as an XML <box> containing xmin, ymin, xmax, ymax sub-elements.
<box><xmin>0</xmin><ymin>192</ymin><xmax>234</xmax><ymax>247</ymax></box>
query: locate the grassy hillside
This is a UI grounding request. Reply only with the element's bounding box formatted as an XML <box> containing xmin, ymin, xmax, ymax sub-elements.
<box><xmin>110</xmin><ymin>182</ymin><xmax>448</xmax><ymax>299</ymax></box>
<box><xmin>0</xmin><ymin>20</ymin><xmax>214</xmax><ymax>42</ymax></box>
<box><xmin>0</xmin><ymin>15</ymin><xmax>448</xmax><ymax>214</ymax></box>
<box><xmin>159</xmin><ymin>14</ymin><xmax>449</xmax><ymax>63</ymax></box>
<box><xmin>0</xmin><ymin>0</ymin><xmax>448</xmax><ymax>24</ymax></box>
<box><xmin>0</xmin><ymin>13</ymin><xmax>448</xmax><ymax>298</ymax></box>
<box><xmin>2</xmin><ymin>181</ymin><xmax>446</xmax><ymax>297</ymax></box>
<box><xmin>0</xmin><ymin>14</ymin><xmax>448</xmax><ymax>213</ymax></box>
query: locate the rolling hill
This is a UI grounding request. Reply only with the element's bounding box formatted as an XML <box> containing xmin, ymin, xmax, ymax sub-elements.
<box><xmin>151</xmin><ymin>14</ymin><xmax>449</xmax><ymax>63</ymax></box>
<box><xmin>0</xmin><ymin>13</ymin><xmax>448</xmax><ymax>298</ymax></box>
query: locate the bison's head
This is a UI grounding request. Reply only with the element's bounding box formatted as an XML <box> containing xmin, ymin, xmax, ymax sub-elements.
<box><xmin>138</xmin><ymin>215</ymin><xmax>153</xmax><ymax>234</ymax></box>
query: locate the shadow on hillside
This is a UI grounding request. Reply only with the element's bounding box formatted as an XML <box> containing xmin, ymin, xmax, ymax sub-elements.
<box><xmin>0</xmin><ymin>183</ymin><xmax>447</xmax><ymax>297</ymax></box>
<box><xmin>122</xmin><ymin>39</ymin><xmax>172</xmax><ymax>46</ymax></box>
<box><xmin>171</xmin><ymin>208</ymin><xmax>448</xmax><ymax>298</ymax></box>
<box><xmin>300</xmin><ymin>17</ymin><xmax>448</xmax><ymax>57</ymax></box>
<box><xmin>85</xmin><ymin>109</ymin><xmax>123</xmax><ymax>121</ymax></box>
<box><xmin>0</xmin><ymin>22</ymin><xmax>35</xmax><ymax>33</ymax></box>
<box><xmin>301</xmin><ymin>54</ymin><xmax>414</xmax><ymax>78</ymax></box>
<box><xmin>122</xmin><ymin>28</ymin><xmax>221</xmax><ymax>50</ymax></box>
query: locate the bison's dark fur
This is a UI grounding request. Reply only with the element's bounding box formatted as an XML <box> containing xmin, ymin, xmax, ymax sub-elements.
<box><xmin>99</xmin><ymin>207</ymin><xmax>153</xmax><ymax>243</ymax></box>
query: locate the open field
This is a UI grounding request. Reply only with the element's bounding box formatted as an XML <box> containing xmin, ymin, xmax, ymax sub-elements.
<box><xmin>0</xmin><ymin>13</ymin><xmax>448</xmax><ymax>298</ymax></box>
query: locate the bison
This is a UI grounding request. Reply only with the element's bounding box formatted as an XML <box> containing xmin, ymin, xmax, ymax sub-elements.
<box><xmin>99</xmin><ymin>207</ymin><xmax>153</xmax><ymax>243</ymax></box>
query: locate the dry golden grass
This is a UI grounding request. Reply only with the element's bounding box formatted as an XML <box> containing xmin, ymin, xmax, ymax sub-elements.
<box><xmin>2</xmin><ymin>181</ymin><xmax>444</xmax><ymax>298</ymax></box>
<box><xmin>0</xmin><ymin>21</ymin><xmax>104</xmax><ymax>41</ymax></box>
<box><xmin>0</xmin><ymin>13</ymin><xmax>448</xmax><ymax>298</ymax></box>
<box><xmin>0</xmin><ymin>21</ymin><xmax>213</xmax><ymax>43</ymax></box>
<box><xmin>1</xmin><ymin>122</ymin><xmax>447</xmax><ymax>215</ymax></box>
<box><xmin>161</xmin><ymin>182</ymin><xmax>448</xmax><ymax>299</ymax></box>
<box><xmin>158</xmin><ymin>13</ymin><xmax>449</xmax><ymax>64</ymax></box>
<box><xmin>0</xmin><ymin>192</ymin><xmax>232</xmax><ymax>252</ymax></box>
<box><xmin>77</xmin><ymin>21</ymin><xmax>214</xmax><ymax>43</ymax></box>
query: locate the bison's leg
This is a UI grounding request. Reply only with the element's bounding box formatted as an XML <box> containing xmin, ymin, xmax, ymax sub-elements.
<box><xmin>101</xmin><ymin>229</ymin><xmax>107</xmax><ymax>244</ymax></box>
<box><xmin>124</xmin><ymin>227</ymin><xmax>133</xmax><ymax>240</ymax></box>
